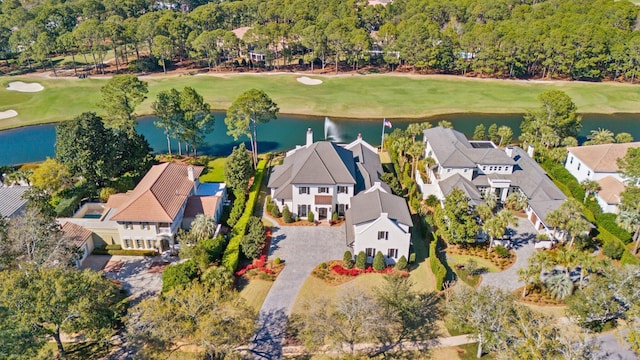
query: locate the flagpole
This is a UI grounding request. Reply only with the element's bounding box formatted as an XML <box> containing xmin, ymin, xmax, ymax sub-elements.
<box><xmin>381</xmin><ymin>118</ymin><xmax>386</xmax><ymax>151</ymax></box>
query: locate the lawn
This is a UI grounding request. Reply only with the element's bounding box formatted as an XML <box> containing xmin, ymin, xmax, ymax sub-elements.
<box><xmin>199</xmin><ymin>157</ymin><xmax>226</xmax><ymax>183</ymax></box>
<box><xmin>238</xmin><ymin>278</ymin><xmax>274</xmax><ymax>311</ymax></box>
<box><xmin>447</xmin><ymin>254</ymin><xmax>500</xmax><ymax>273</ymax></box>
<box><xmin>3</xmin><ymin>73</ymin><xmax>640</xmax><ymax>130</ymax></box>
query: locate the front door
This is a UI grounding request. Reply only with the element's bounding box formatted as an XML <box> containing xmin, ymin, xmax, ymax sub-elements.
<box><xmin>318</xmin><ymin>207</ymin><xmax>327</xmax><ymax>220</ymax></box>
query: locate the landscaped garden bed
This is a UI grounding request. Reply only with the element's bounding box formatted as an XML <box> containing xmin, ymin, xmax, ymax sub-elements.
<box><xmin>515</xmin><ymin>287</ymin><xmax>565</xmax><ymax>306</ymax></box>
<box><xmin>235</xmin><ymin>255</ymin><xmax>284</xmax><ymax>281</ymax></box>
<box><xmin>311</xmin><ymin>260</ymin><xmax>408</xmax><ymax>286</ymax></box>
<box><xmin>446</xmin><ymin>244</ymin><xmax>515</xmax><ymax>271</ymax></box>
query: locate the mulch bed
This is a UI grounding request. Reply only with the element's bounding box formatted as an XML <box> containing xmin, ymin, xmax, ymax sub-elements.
<box><xmin>514</xmin><ymin>287</ymin><xmax>565</xmax><ymax>306</ymax></box>
<box><xmin>447</xmin><ymin>244</ymin><xmax>516</xmax><ymax>271</ymax></box>
<box><xmin>312</xmin><ymin>260</ymin><xmax>408</xmax><ymax>286</ymax></box>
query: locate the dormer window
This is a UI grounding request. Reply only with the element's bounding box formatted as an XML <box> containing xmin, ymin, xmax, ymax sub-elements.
<box><xmin>299</xmin><ymin>187</ymin><xmax>310</xmax><ymax>194</ymax></box>
<box><xmin>337</xmin><ymin>186</ymin><xmax>348</xmax><ymax>194</ymax></box>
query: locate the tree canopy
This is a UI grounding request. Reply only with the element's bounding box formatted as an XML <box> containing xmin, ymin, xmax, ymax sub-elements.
<box><xmin>225</xmin><ymin>88</ymin><xmax>279</xmax><ymax>167</ymax></box>
<box><xmin>99</xmin><ymin>74</ymin><xmax>148</xmax><ymax>133</ymax></box>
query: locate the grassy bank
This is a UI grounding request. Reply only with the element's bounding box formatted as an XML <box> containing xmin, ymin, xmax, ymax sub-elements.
<box><xmin>2</xmin><ymin>74</ymin><xmax>640</xmax><ymax>130</ymax></box>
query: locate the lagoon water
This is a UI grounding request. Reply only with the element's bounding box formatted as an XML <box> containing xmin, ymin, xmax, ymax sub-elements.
<box><xmin>1</xmin><ymin>112</ymin><xmax>640</xmax><ymax>166</ymax></box>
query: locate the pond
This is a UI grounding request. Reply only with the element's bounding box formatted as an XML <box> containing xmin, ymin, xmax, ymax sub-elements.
<box><xmin>1</xmin><ymin>112</ymin><xmax>640</xmax><ymax>166</ymax></box>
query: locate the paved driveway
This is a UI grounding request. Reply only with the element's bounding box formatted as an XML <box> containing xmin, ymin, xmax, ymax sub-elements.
<box><xmin>251</xmin><ymin>223</ymin><xmax>348</xmax><ymax>359</ymax></box>
<box><xmin>480</xmin><ymin>216</ymin><xmax>537</xmax><ymax>291</ymax></box>
<box><xmin>82</xmin><ymin>253</ymin><xmax>180</xmax><ymax>303</ymax></box>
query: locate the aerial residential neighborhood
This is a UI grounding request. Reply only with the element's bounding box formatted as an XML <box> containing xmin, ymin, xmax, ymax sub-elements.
<box><xmin>2</xmin><ymin>0</ymin><xmax>640</xmax><ymax>359</ymax></box>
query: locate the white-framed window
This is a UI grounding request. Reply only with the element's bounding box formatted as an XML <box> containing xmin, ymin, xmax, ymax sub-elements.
<box><xmin>587</xmin><ymin>171</ymin><xmax>591</xmax><ymax>177</ymax></box>
<box><xmin>337</xmin><ymin>186</ymin><xmax>348</xmax><ymax>194</ymax></box>
<box><xmin>124</xmin><ymin>222</ymin><xmax>132</xmax><ymax>230</ymax></box>
<box><xmin>570</xmin><ymin>156</ymin><xmax>573</xmax><ymax>164</ymax></box>
<box><xmin>378</xmin><ymin>231</ymin><xmax>389</xmax><ymax>240</ymax></box>
<box><xmin>299</xmin><ymin>187</ymin><xmax>310</xmax><ymax>194</ymax></box>
<box><xmin>447</xmin><ymin>169</ymin><xmax>451</xmax><ymax>173</ymax></box>
<box><xmin>146</xmin><ymin>239</ymin><xmax>154</xmax><ymax>249</ymax></box>
<box><xmin>387</xmin><ymin>248</ymin><xmax>398</xmax><ymax>258</ymax></box>
<box><xmin>482</xmin><ymin>166</ymin><xmax>487</xmax><ymax>171</ymax></box>
<box><xmin>577</xmin><ymin>163</ymin><xmax>581</xmax><ymax>170</ymax></box>
<box><xmin>124</xmin><ymin>238</ymin><xmax>132</xmax><ymax>248</ymax></box>
<box><xmin>337</xmin><ymin>204</ymin><xmax>348</xmax><ymax>216</ymax></box>
<box><xmin>365</xmin><ymin>248</ymin><xmax>376</xmax><ymax>257</ymax></box>
<box><xmin>318</xmin><ymin>187</ymin><xmax>329</xmax><ymax>193</ymax></box>
<box><xmin>142</xmin><ymin>222</ymin><xmax>149</xmax><ymax>230</ymax></box>
<box><xmin>298</xmin><ymin>204</ymin><xmax>309</xmax><ymax>217</ymax></box>
<box><xmin>135</xmin><ymin>239</ymin><xmax>143</xmax><ymax>248</ymax></box>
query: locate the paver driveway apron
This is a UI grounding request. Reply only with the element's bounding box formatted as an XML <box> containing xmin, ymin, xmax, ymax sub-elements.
<box><xmin>480</xmin><ymin>216</ymin><xmax>537</xmax><ymax>291</ymax></box>
<box><xmin>251</xmin><ymin>224</ymin><xmax>347</xmax><ymax>359</ymax></box>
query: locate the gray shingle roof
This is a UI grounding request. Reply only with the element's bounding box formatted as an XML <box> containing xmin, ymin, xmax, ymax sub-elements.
<box><xmin>349</xmin><ymin>188</ymin><xmax>413</xmax><ymax>227</ymax></box>
<box><xmin>269</xmin><ymin>138</ymin><xmax>390</xmax><ymax>200</ymax></box>
<box><xmin>438</xmin><ymin>174</ymin><xmax>484</xmax><ymax>206</ymax></box>
<box><xmin>507</xmin><ymin>147</ymin><xmax>566</xmax><ymax>224</ymax></box>
<box><xmin>268</xmin><ymin>142</ymin><xmax>357</xmax><ymax>200</ymax></box>
<box><xmin>424</xmin><ymin>127</ymin><xmax>514</xmax><ymax>168</ymax></box>
<box><xmin>0</xmin><ymin>186</ymin><xmax>29</xmax><ymax>218</ymax></box>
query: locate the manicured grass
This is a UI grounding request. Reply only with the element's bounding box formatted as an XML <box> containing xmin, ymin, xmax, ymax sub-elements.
<box><xmin>447</xmin><ymin>254</ymin><xmax>500</xmax><ymax>273</ymax></box>
<box><xmin>199</xmin><ymin>157</ymin><xmax>226</xmax><ymax>183</ymax></box>
<box><xmin>291</xmin><ymin>274</ymin><xmax>388</xmax><ymax>314</ymax></box>
<box><xmin>456</xmin><ymin>343</ymin><xmax>495</xmax><ymax>360</ymax></box>
<box><xmin>409</xmin><ymin>234</ymin><xmax>436</xmax><ymax>293</ymax></box>
<box><xmin>3</xmin><ymin>73</ymin><xmax>640</xmax><ymax>130</ymax></box>
<box><xmin>239</xmin><ymin>278</ymin><xmax>274</xmax><ymax>311</ymax></box>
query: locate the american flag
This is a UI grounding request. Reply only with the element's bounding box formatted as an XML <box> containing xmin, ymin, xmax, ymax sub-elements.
<box><xmin>383</xmin><ymin>119</ymin><xmax>392</xmax><ymax>128</ymax></box>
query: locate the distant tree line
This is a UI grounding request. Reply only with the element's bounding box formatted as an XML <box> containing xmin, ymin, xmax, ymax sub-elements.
<box><xmin>2</xmin><ymin>0</ymin><xmax>640</xmax><ymax>81</ymax></box>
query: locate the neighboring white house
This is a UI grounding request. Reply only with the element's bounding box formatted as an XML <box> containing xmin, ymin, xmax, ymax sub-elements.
<box><xmin>61</xmin><ymin>163</ymin><xmax>225</xmax><ymax>252</ymax></box>
<box><xmin>565</xmin><ymin>142</ymin><xmax>640</xmax><ymax>213</ymax></box>
<box><xmin>416</xmin><ymin>127</ymin><xmax>567</xmax><ymax>239</ymax></box>
<box><xmin>268</xmin><ymin>129</ymin><xmax>388</xmax><ymax>221</ymax></box>
<box><xmin>0</xmin><ymin>186</ymin><xmax>29</xmax><ymax>219</ymax></box>
<box><xmin>346</xmin><ymin>183</ymin><xmax>413</xmax><ymax>265</ymax></box>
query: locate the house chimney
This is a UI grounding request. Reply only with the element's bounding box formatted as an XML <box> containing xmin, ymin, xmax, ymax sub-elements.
<box><xmin>306</xmin><ymin>128</ymin><xmax>313</xmax><ymax>147</ymax></box>
<box><xmin>505</xmin><ymin>146</ymin><xmax>513</xmax><ymax>157</ymax></box>
<box><xmin>357</xmin><ymin>133</ymin><xmax>362</xmax><ymax>140</ymax></box>
<box><xmin>527</xmin><ymin>144</ymin><xmax>535</xmax><ymax>158</ymax></box>
<box><xmin>187</xmin><ymin>166</ymin><xmax>195</xmax><ymax>181</ymax></box>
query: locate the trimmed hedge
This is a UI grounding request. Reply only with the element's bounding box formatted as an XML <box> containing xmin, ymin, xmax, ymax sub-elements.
<box><xmin>55</xmin><ymin>194</ymin><xmax>82</xmax><ymax>217</ymax></box>
<box><xmin>596</xmin><ymin>213</ymin><xmax>631</xmax><ymax>243</ymax></box>
<box><xmin>429</xmin><ymin>238</ymin><xmax>447</xmax><ymax>291</ymax></box>
<box><xmin>621</xmin><ymin>251</ymin><xmax>640</xmax><ymax>266</ymax></box>
<box><xmin>92</xmin><ymin>248</ymin><xmax>157</xmax><ymax>256</ymax></box>
<box><xmin>222</xmin><ymin>159</ymin><xmax>268</xmax><ymax>272</ymax></box>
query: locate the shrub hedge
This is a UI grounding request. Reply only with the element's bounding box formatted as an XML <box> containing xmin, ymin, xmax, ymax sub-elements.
<box><xmin>429</xmin><ymin>238</ymin><xmax>447</xmax><ymax>291</ymax></box>
<box><xmin>222</xmin><ymin>159</ymin><xmax>267</xmax><ymax>272</ymax></box>
<box><xmin>92</xmin><ymin>248</ymin><xmax>157</xmax><ymax>256</ymax></box>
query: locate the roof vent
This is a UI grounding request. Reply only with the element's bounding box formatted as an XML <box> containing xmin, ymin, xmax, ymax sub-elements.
<box><xmin>187</xmin><ymin>166</ymin><xmax>195</xmax><ymax>181</ymax></box>
<box><xmin>306</xmin><ymin>128</ymin><xmax>313</xmax><ymax>147</ymax></box>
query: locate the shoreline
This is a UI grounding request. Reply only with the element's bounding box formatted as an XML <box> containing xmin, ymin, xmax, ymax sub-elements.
<box><xmin>2</xmin><ymin>110</ymin><xmax>640</xmax><ymax>133</ymax></box>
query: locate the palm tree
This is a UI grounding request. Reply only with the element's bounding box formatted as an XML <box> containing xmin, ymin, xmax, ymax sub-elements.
<box><xmin>407</xmin><ymin>141</ymin><xmax>425</xmax><ymax>177</ymax></box>
<box><xmin>497</xmin><ymin>209</ymin><xmax>518</xmax><ymax>229</ymax></box>
<box><xmin>505</xmin><ymin>191</ymin><xmax>528</xmax><ymax>211</ymax></box>
<box><xmin>483</xmin><ymin>191</ymin><xmax>498</xmax><ymax>211</ymax></box>
<box><xmin>518</xmin><ymin>266</ymin><xmax>539</xmax><ymax>297</ymax></box>
<box><xmin>545</xmin><ymin>209</ymin><xmax>564</xmax><ymax>241</ymax></box>
<box><xmin>392</xmin><ymin>135</ymin><xmax>412</xmax><ymax>171</ymax></box>
<box><xmin>585</xmin><ymin>128</ymin><xmax>615</xmax><ymax>145</ymax></box>
<box><xmin>484</xmin><ymin>216</ymin><xmax>504</xmax><ymax>249</ymax></box>
<box><xmin>565</xmin><ymin>217</ymin><xmax>591</xmax><ymax>248</ymax></box>
<box><xmin>544</xmin><ymin>273</ymin><xmax>573</xmax><ymax>300</ymax></box>
<box><xmin>188</xmin><ymin>214</ymin><xmax>217</xmax><ymax>244</ymax></box>
<box><xmin>476</xmin><ymin>204</ymin><xmax>493</xmax><ymax>223</ymax></box>
<box><xmin>581</xmin><ymin>179</ymin><xmax>601</xmax><ymax>203</ymax></box>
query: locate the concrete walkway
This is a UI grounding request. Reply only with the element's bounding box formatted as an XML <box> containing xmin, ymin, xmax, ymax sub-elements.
<box><xmin>251</xmin><ymin>220</ymin><xmax>347</xmax><ymax>359</ymax></box>
<box><xmin>480</xmin><ymin>216</ymin><xmax>537</xmax><ymax>291</ymax></box>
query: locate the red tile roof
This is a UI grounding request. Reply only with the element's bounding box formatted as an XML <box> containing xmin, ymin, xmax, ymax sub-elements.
<box><xmin>60</xmin><ymin>222</ymin><xmax>92</xmax><ymax>247</ymax></box>
<box><xmin>109</xmin><ymin>163</ymin><xmax>203</xmax><ymax>222</ymax></box>
<box><xmin>184</xmin><ymin>196</ymin><xmax>220</xmax><ymax>219</ymax></box>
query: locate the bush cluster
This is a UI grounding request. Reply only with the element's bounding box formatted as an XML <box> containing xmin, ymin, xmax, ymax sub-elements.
<box><xmin>222</xmin><ymin>159</ymin><xmax>267</xmax><ymax>271</ymax></box>
<box><xmin>494</xmin><ymin>245</ymin><xmax>510</xmax><ymax>258</ymax></box>
<box><xmin>355</xmin><ymin>251</ymin><xmax>367</xmax><ymax>269</ymax></box>
<box><xmin>395</xmin><ymin>255</ymin><xmax>408</xmax><ymax>270</ymax></box>
<box><xmin>373</xmin><ymin>251</ymin><xmax>386</xmax><ymax>271</ymax></box>
<box><xmin>343</xmin><ymin>251</ymin><xmax>354</xmax><ymax>269</ymax></box>
<box><xmin>227</xmin><ymin>190</ymin><xmax>246</xmax><ymax>228</ymax></box>
<box><xmin>92</xmin><ymin>248</ymin><xmax>157</xmax><ymax>256</ymax></box>
<box><xmin>602</xmin><ymin>239</ymin><xmax>625</xmax><ymax>260</ymax></box>
<box><xmin>162</xmin><ymin>260</ymin><xmax>198</xmax><ymax>293</ymax></box>
<box><xmin>429</xmin><ymin>238</ymin><xmax>447</xmax><ymax>291</ymax></box>
<box><xmin>282</xmin><ymin>205</ymin><xmax>293</xmax><ymax>223</ymax></box>
<box><xmin>265</xmin><ymin>195</ymin><xmax>280</xmax><ymax>218</ymax></box>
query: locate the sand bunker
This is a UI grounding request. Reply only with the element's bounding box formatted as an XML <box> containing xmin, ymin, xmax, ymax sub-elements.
<box><xmin>7</xmin><ymin>81</ymin><xmax>44</xmax><ymax>92</ymax></box>
<box><xmin>297</xmin><ymin>76</ymin><xmax>323</xmax><ymax>85</ymax></box>
<box><xmin>0</xmin><ymin>110</ymin><xmax>17</xmax><ymax>120</ymax></box>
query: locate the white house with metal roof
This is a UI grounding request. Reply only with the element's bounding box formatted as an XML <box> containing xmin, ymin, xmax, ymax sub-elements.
<box><xmin>565</xmin><ymin>142</ymin><xmax>640</xmax><ymax>213</ymax></box>
<box><xmin>0</xmin><ymin>186</ymin><xmax>29</xmax><ymax>219</ymax></box>
<box><xmin>416</xmin><ymin>127</ymin><xmax>567</xmax><ymax>239</ymax></box>
<box><xmin>346</xmin><ymin>183</ymin><xmax>413</xmax><ymax>265</ymax></box>
<box><xmin>268</xmin><ymin>129</ymin><xmax>387</xmax><ymax>221</ymax></box>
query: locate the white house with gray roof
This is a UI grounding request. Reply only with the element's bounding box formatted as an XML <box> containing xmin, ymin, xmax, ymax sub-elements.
<box><xmin>346</xmin><ymin>183</ymin><xmax>413</xmax><ymax>264</ymax></box>
<box><xmin>268</xmin><ymin>129</ymin><xmax>387</xmax><ymax>221</ymax></box>
<box><xmin>416</xmin><ymin>127</ymin><xmax>567</xmax><ymax>238</ymax></box>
